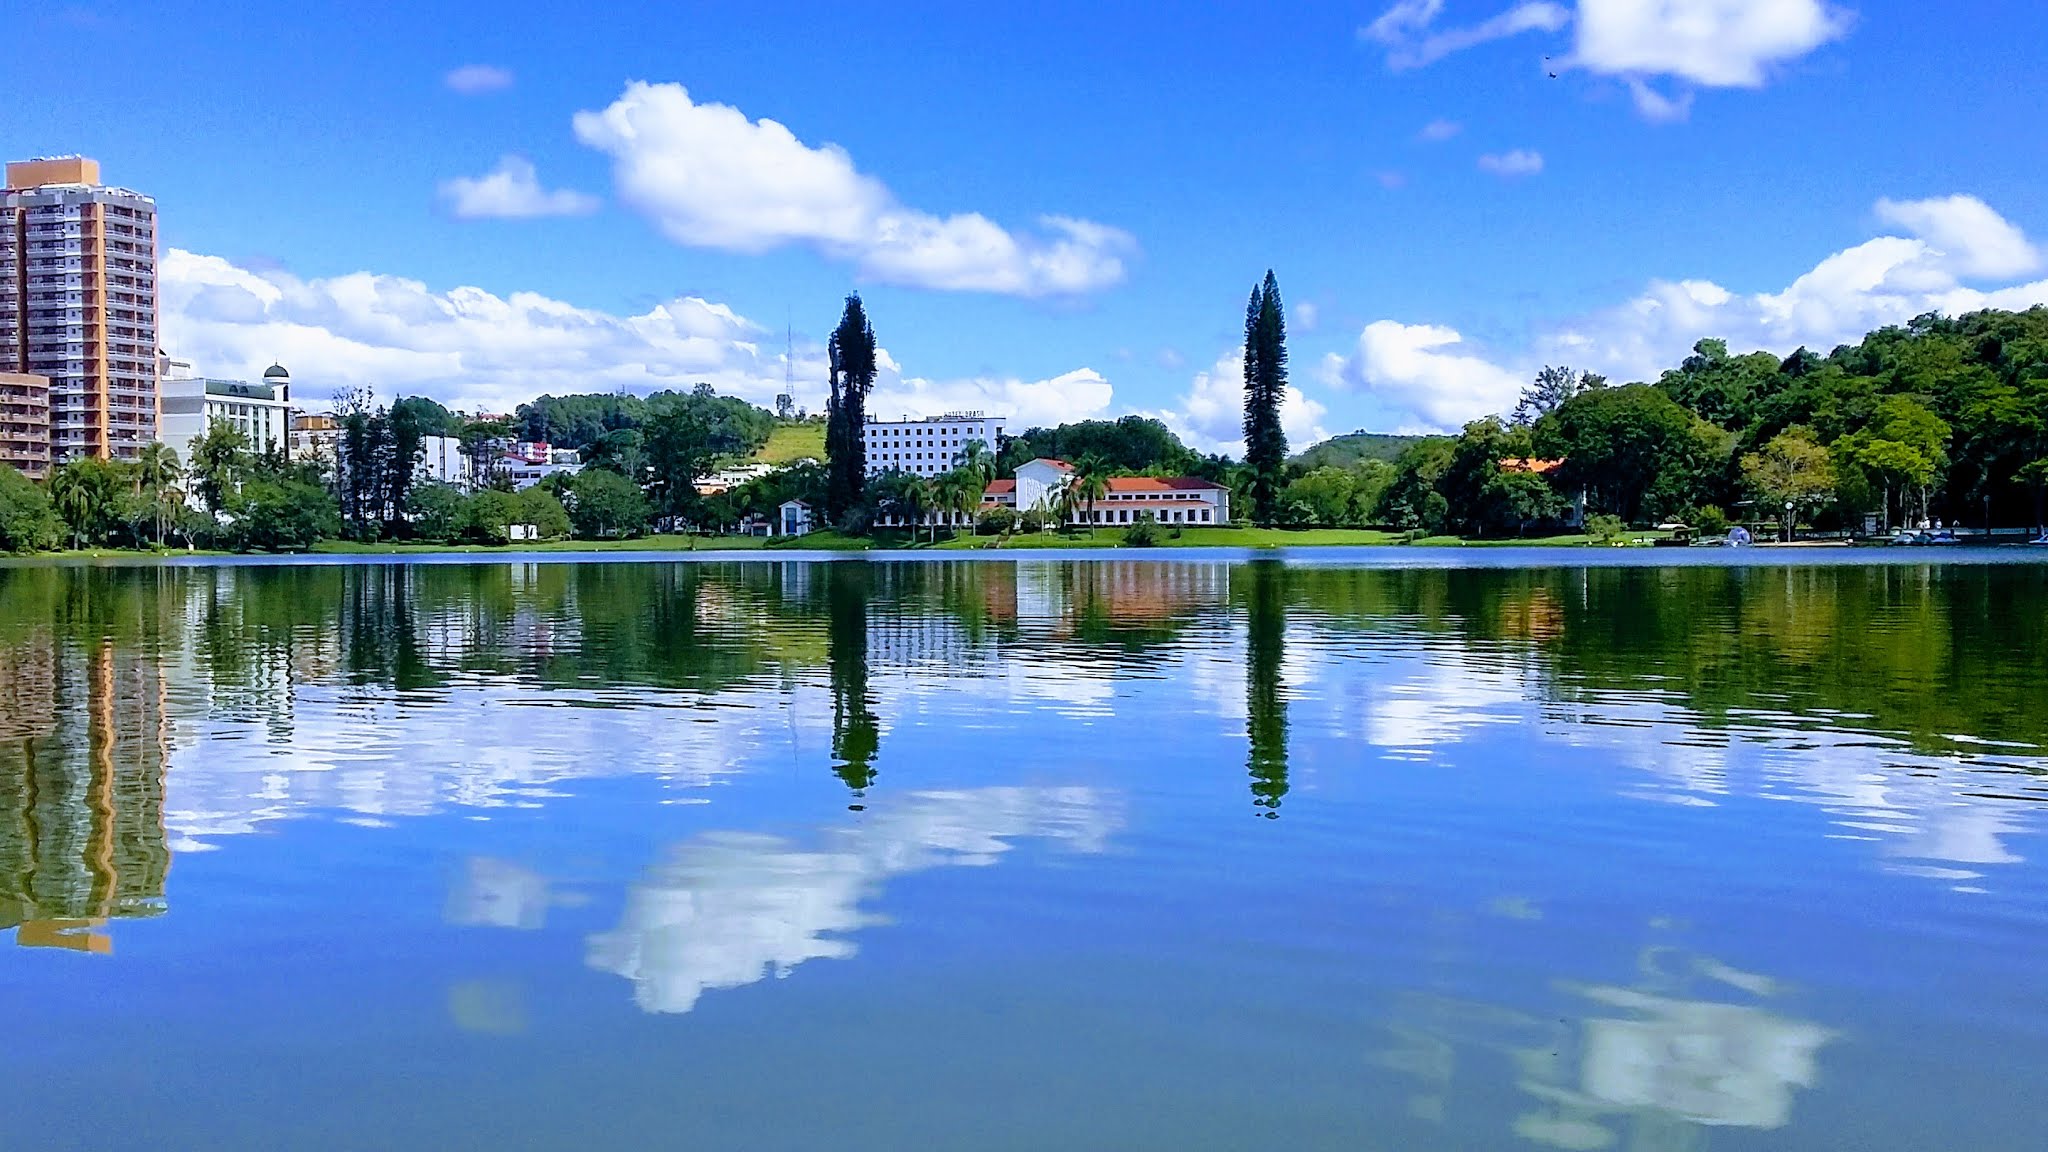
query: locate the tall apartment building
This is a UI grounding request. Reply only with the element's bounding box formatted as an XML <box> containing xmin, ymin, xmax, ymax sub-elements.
<box><xmin>861</xmin><ymin>411</ymin><xmax>1005</xmax><ymax>479</ymax></box>
<box><xmin>0</xmin><ymin>371</ymin><xmax>51</xmax><ymax>477</ymax></box>
<box><xmin>0</xmin><ymin>157</ymin><xmax>159</xmax><ymax>463</ymax></box>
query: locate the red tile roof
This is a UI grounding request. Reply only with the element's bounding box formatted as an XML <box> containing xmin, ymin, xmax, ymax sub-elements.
<box><xmin>1501</xmin><ymin>458</ymin><xmax>1564</xmax><ymax>475</ymax></box>
<box><xmin>984</xmin><ymin>479</ymin><xmax>1017</xmax><ymax>494</ymax></box>
<box><xmin>1107</xmin><ymin>476</ymin><xmax>1228</xmax><ymax>492</ymax></box>
<box><xmin>1030</xmin><ymin>458</ymin><xmax>1075</xmax><ymax>471</ymax></box>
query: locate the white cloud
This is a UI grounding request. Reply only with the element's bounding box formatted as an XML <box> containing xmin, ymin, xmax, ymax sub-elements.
<box><xmin>1295</xmin><ymin>301</ymin><xmax>1321</xmax><ymax>332</ymax></box>
<box><xmin>571</xmin><ymin>81</ymin><xmax>1134</xmax><ymax>296</ymax></box>
<box><xmin>872</xmin><ymin>368</ymin><xmax>1114</xmax><ymax>430</ymax></box>
<box><xmin>1332</xmin><ymin>321</ymin><xmax>1528</xmax><ymax>430</ymax></box>
<box><xmin>444</xmin><ymin>65</ymin><xmax>513</xmax><ymax>95</ymax></box>
<box><xmin>1874</xmin><ymin>195</ymin><xmax>2042</xmax><ymax>280</ymax></box>
<box><xmin>1325</xmin><ymin>195</ymin><xmax>2048</xmax><ymax>431</ymax></box>
<box><xmin>1366</xmin><ymin>3</ymin><xmax>1850</xmax><ymax>120</ymax></box>
<box><xmin>159</xmin><ymin>248</ymin><xmax>1117</xmax><ymax>423</ymax></box>
<box><xmin>438</xmin><ymin>156</ymin><xmax>601</xmax><ymax>220</ymax></box>
<box><xmin>1153</xmin><ymin>350</ymin><xmax>1329</xmax><ymax>457</ymax></box>
<box><xmin>1574</xmin><ymin>0</ymin><xmax>1852</xmax><ymax>88</ymax></box>
<box><xmin>1478</xmin><ymin>149</ymin><xmax>1545</xmax><ymax>177</ymax></box>
<box><xmin>1365</xmin><ymin>1</ymin><xmax>1571</xmax><ymax>70</ymax></box>
<box><xmin>1419</xmin><ymin>118</ymin><xmax>1464</xmax><ymax>142</ymax></box>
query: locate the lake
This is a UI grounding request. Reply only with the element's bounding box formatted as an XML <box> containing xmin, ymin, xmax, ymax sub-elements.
<box><xmin>3</xmin><ymin>553</ymin><xmax>2045</xmax><ymax>1151</ymax></box>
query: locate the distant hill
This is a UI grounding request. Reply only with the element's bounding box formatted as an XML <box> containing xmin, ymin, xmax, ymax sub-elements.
<box><xmin>1292</xmin><ymin>431</ymin><xmax>1431</xmax><ymax>470</ymax></box>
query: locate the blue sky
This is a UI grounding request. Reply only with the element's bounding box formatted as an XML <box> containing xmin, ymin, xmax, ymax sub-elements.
<box><xmin>10</xmin><ymin>1</ymin><xmax>2048</xmax><ymax>449</ymax></box>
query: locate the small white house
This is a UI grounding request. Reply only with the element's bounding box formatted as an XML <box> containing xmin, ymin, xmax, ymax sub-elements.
<box><xmin>777</xmin><ymin>500</ymin><xmax>814</xmax><ymax>538</ymax></box>
<box><xmin>1012</xmin><ymin>458</ymin><xmax>1074</xmax><ymax>512</ymax></box>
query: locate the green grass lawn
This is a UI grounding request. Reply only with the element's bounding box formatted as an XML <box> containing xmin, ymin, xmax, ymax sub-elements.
<box><xmin>752</xmin><ymin>422</ymin><xmax>826</xmax><ymax>466</ymax></box>
<box><xmin>311</xmin><ymin>534</ymin><xmax>782</xmax><ymax>555</ymax></box>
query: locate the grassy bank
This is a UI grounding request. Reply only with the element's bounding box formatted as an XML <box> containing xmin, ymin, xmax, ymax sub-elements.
<box><xmin>14</xmin><ymin>526</ymin><xmax>1658</xmax><ymax>562</ymax></box>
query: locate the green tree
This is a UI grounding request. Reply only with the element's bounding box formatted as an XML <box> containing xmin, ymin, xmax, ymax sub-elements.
<box><xmin>1538</xmin><ymin>385</ymin><xmax>1730</xmax><ymax>525</ymax></box>
<box><xmin>1656</xmin><ymin>338</ymin><xmax>1782</xmax><ymax>432</ymax></box>
<box><xmin>406</xmin><ymin>481</ymin><xmax>469</xmax><ymax>541</ymax></box>
<box><xmin>1842</xmin><ymin>396</ymin><xmax>1949</xmax><ymax>529</ymax></box>
<box><xmin>825</xmin><ymin>295</ymin><xmax>878</xmax><ymax>523</ymax></box>
<box><xmin>48</xmin><ymin>456</ymin><xmax>126</xmax><ymax>548</ymax></box>
<box><xmin>234</xmin><ymin>477</ymin><xmax>340</xmax><ymax>551</ymax></box>
<box><xmin>1285</xmin><ymin>467</ymin><xmax>1359</xmax><ymax>527</ymax></box>
<box><xmin>1241</xmin><ymin>270</ymin><xmax>1290</xmax><ymax>524</ymax></box>
<box><xmin>997</xmin><ymin>417</ymin><xmax>1199</xmax><ymax>477</ymax></box>
<box><xmin>189</xmin><ymin>420</ymin><xmax>252</xmax><ymax>517</ymax></box>
<box><xmin>515</xmin><ymin>488</ymin><xmax>572</xmax><ymax>540</ymax></box>
<box><xmin>0</xmin><ymin>465</ymin><xmax>62</xmax><ymax>552</ymax></box>
<box><xmin>934</xmin><ymin>468</ymin><xmax>984</xmax><ymax>537</ymax></box>
<box><xmin>642</xmin><ymin>403</ymin><xmax>714</xmax><ymax>521</ymax></box>
<box><xmin>1512</xmin><ymin>365</ymin><xmax>1605</xmax><ymax>426</ymax></box>
<box><xmin>1741</xmin><ymin>425</ymin><xmax>1837</xmax><ymax>540</ymax></box>
<box><xmin>580</xmin><ymin>428</ymin><xmax>647</xmax><ymax>478</ymax></box>
<box><xmin>569</xmin><ymin>468</ymin><xmax>652</xmax><ymax>538</ymax></box>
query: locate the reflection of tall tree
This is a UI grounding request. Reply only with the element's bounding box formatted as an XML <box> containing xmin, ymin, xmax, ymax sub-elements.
<box><xmin>825</xmin><ymin>563</ymin><xmax>881</xmax><ymax>806</ymax></box>
<box><xmin>1245</xmin><ymin>559</ymin><xmax>1290</xmax><ymax>817</ymax></box>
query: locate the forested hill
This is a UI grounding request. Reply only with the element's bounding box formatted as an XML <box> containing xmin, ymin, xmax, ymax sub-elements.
<box><xmin>1291</xmin><ymin>432</ymin><xmax>1430</xmax><ymax>470</ymax></box>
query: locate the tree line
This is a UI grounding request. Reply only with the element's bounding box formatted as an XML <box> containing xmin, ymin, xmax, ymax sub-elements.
<box><xmin>1271</xmin><ymin>307</ymin><xmax>2048</xmax><ymax>537</ymax></box>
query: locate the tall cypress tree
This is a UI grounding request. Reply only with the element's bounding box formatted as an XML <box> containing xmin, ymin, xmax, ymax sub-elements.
<box><xmin>825</xmin><ymin>294</ymin><xmax>878</xmax><ymax>524</ymax></box>
<box><xmin>1241</xmin><ymin>270</ymin><xmax>1289</xmax><ymax>525</ymax></box>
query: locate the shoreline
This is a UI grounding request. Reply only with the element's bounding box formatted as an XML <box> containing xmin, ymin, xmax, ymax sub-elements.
<box><xmin>6</xmin><ymin>539</ymin><xmax>2043</xmax><ymax>570</ymax></box>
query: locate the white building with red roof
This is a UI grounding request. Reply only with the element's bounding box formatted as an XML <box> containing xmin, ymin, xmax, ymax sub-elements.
<box><xmin>983</xmin><ymin>458</ymin><xmax>1230</xmax><ymax>527</ymax></box>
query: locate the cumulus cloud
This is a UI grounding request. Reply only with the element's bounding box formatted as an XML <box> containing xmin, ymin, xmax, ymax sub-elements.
<box><xmin>1365</xmin><ymin>1</ymin><xmax>1570</xmax><ymax>71</ymax></box>
<box><xmin>1478</xmin><ymin>149</ymin><xmax>1545</xmax><ymax>177</ymax></box>
<box><xmin>438</xmin><ymin>156</ymin><xmax>601</xmax><ymax>219</ymax></box>
<box><xmin>444</xmin><ymin>65</ymin><xmax>514</xmax><ymax>94</ymax></box>
<box><xmin>1874</xmin><ymin>195</ymin><xmax>2042</xmax><ymax>280</ymax></box>
<box><xmin>1574</xmin><ymin>0</ymin><xmax>1852</xmax><ymax>88</ymax></box>
<box><xmin>158</xmin><ymin>249</ymin><xmax>1116</xmax><ymax>421</ymax></box>
<box><xmin>1326</xmin><ymin>195</ymin><xmax>2048</xmax><ymax>431</ymax></box>
<box><xmin>873</xmin><ymin>368</ymin><xmax>1114</xmax><ymax>430</ymax></box>
<box><xmin>571</xmin><ymin>81</ymin><xmax>1134</xmax><ymax>296</ymax></box>
<box><xmin>1329</xmin><ymin>321</ymin><xmax>1528</xmax><ymax>431</ymax></box>
<box><xmin>1153</xmin><ymin>350</ymin><xmax>1329</xmax><ymax>457</ymax></box>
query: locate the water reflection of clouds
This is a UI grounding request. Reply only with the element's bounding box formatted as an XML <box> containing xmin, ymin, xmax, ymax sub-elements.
<box><xmin>1381</xmin><ymin>943</ymin><xmax>1833</xmax><ymax>1151</ymax></box>
<box><xmin>586</xmin><ymin>787</ymin><xmax>1117</xmax><ymax>1014</ymax></box>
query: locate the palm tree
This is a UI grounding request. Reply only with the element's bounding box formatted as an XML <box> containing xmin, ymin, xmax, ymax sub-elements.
<box><xmin>938</xmin><ymin>468</ymin><xmax>983</xmax><ymax>538</ymax></box>
<box><xmin>1072</xmin><ymin>455</ymin><xmax>1111</xmax><ymax>536</ymax></box>
<box><xmin>47</xmin><ymin>460</ymin><xmax>100</xmax><ymax>550</ymax></box>
<box><xmin>137</xmin><ymin>441</ymin><xmax>182</xmax><ymax>547</ymax></box>
<box><xmin>958</xmin><ymin>438</ymin><xmax>994</xmax><ymax>485</ymax></box>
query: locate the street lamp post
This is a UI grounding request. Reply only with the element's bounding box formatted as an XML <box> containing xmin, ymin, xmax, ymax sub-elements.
<box><xmin>1784</xmin><ymin>500</ymin><xmax>1795</xmax><ymax>543</ymax></box>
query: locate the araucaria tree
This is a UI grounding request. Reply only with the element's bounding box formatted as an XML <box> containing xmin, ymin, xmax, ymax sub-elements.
<box><xmin>1241</xmin><ymin>270</ymin><xmax>1289</xmax><ymax>525</ymax></box>
<box><xmin>825</xmin><ymin>294</ymin><xmax>878</xmax><ymax>524</ymax></box>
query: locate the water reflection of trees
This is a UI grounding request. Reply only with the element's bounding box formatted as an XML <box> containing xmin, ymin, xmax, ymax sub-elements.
<box><xmin>1240</xmin><ymin>560</ymin><xmax>1290</xmax><ymax>816</ymax></box>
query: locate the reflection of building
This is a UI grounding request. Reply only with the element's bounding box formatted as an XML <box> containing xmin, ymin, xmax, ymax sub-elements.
<box><xmin>0</xmin><ymin>641</ymin><xmax>171</xmax><ymax>953</ymax></box>
<box><xmin>1</xmin><ymin>157</ymin><xmax>159</xmax><ymax>463</ymax></box>
<box><xmin>585</xmin><ymin>787</ymin><xmax>1115</xmax><ymax>1014</ymax></box>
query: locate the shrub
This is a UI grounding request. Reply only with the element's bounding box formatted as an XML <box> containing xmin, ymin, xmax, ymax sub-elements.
<box><xmin>976</xmin><ymin>507</ymin><xmax>1017</xmax><ymax>536</ymax></box>
<box><xmin>1123</xmin><ymin>512</ymin><xmax>1161</xmax><ymax>547</ymax></box>
<box><xmin>1587</xmin><ymin>513</ymin><xmax>1627</xmax><ymax>545</ymax></box>
<box><xmin>1018</xmin><ymin>509</ymin><xmax>1046</xmax><ymax>535</ymax></box>
<box><xmin>1691</xmin><ymin>504</ymin><xmax>1731</xmax><ymax>536</ymax></box>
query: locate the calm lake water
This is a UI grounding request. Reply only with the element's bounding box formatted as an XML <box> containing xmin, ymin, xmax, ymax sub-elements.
<box><xmin>3</xmin><ymin>553</ymin><xmax>2046</xmax><ymax>1151</ymax></box>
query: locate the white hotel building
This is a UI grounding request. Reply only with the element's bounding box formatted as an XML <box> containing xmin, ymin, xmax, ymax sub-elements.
<box><xmin>862</xmin><ymin>412</ymin><xmax>1004</xmax><ymax>478</ymax></box>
